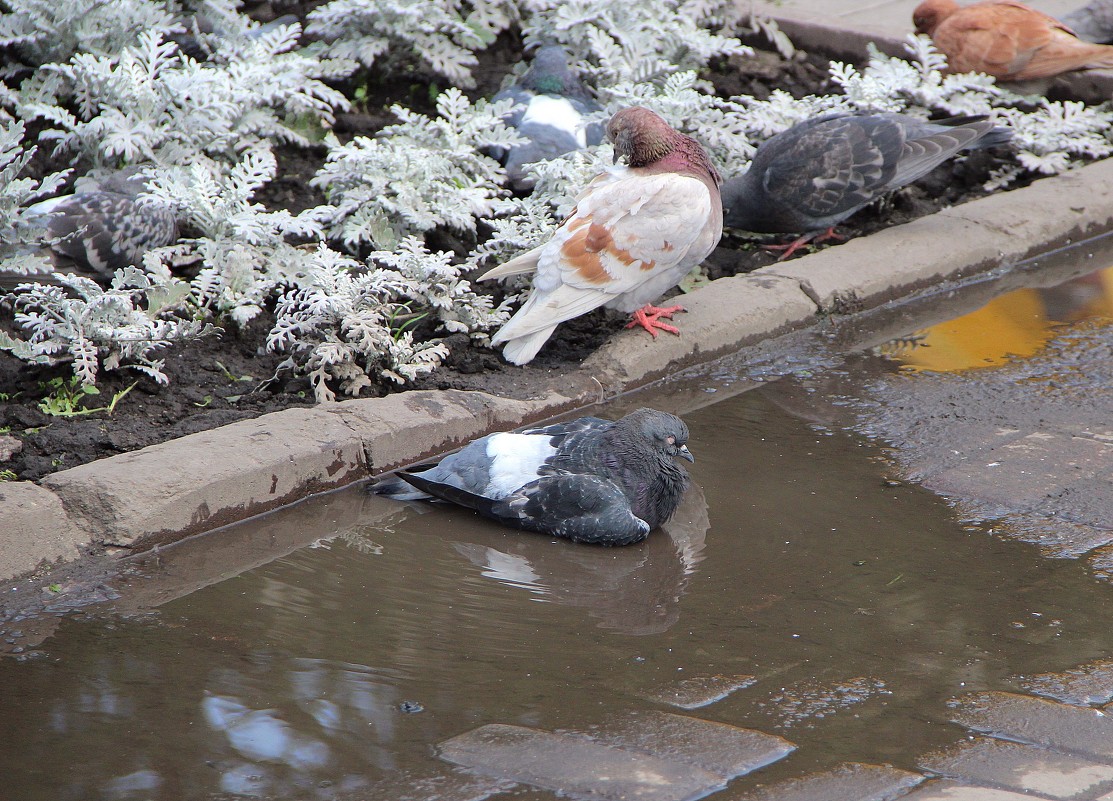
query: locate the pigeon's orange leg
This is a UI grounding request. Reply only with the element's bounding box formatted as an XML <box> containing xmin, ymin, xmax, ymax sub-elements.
<box><xmin>764</xmin><ymin>227</ymin><xmax>845</xmax><ymax>261</ymax></box>
<box><xmin>626</xmin><ymin>303</ymin><xmax>685</xmax><ymax>338</ymax></box>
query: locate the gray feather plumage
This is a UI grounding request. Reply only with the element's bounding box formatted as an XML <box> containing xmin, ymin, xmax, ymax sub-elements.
<box><xmin>372</xmin><ymin>408</ymin><xmax>693</xmax><ymax>545</ymax></box>
<box><xmin>491</xmin><ymin>46</ymin><xmax>604</xmax><ymax>191</ymax></box>
<box><xmin>722</xmin><ymin>112</ymin><xmax>1012</xmax><ymax>236</ymax></box>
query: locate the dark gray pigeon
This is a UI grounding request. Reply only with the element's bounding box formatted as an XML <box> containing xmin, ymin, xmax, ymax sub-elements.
<box><xmin>10</xmin><ymin>167</ymin><xmax>178</xmax><ymax>286</ymax></box>
<box><xmin>721</xmin><ymin>112</ymin><xmax>1012</xmax><ymax>260</ymax></box>
<box><xmin>372</xmin><ymin>408</ymin><xmax>694</xmax><ymax>546</ymax></box>
<box><xmin>491</xmin><ymin>45</ymin><xmax>605</xmax><ymax>192</ymax></box>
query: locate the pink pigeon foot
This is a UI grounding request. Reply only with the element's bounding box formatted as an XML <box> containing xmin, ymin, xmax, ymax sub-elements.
<box><xmin>764</xmin><ymin>227</ymin><xmax>846</xmax><ymax>261</ymax></box>
<box><xmin>626</xmin><ymin>303</ymin><xmax>685</xmax><ymax>338</ymax></box>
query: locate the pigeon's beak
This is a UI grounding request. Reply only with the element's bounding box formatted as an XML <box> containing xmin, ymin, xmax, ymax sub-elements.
<box><xmin>677</xmin><ymin>445</ymin><xmax>694</xmax><ymax>463</ymax></box>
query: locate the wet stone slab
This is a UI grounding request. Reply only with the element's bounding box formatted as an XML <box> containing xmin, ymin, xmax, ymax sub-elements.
<box><xmin>734</xmin><ymin>762</ymin><xmax>923</xmax><ymax>801</ymax></box>
<box><xmin>919</xmin><ymin>737</ymin><xmax>1113</xmax><ymax>801</ymax></box>
<box><xmin>438</xmin><ymin>723</ymin><xmax>726</xmax><ymax>801</ymax></box>
<box><xmin>950</xmin><ymin>692</ymin><xmax>1113</xmax><ymax>761</ymax></box>
<box><xmin>1020</xmin><ymin>660</ymin><xmax>1113</xmax><ymax>706</ymax></box>
<box><xmin>923</xmin><ymin>432</ymin><xmax>1113</xmax><ymax>513</ymax></box>
<box><xmin>898</xmin><ymin>779</ymin><xmax>1052</xmax><ymax>800</ymax></box>
<box><xmin>572</xmin><ymin>710</ymin><xmax>795</xmax><ymax>780</ymax></box>
<box><xmin>644</xmin><ymin>673</ymin><xmax>757</xmax><ymax>710</ymax></box>
<box><xmin>361</xmin><ymin>766</ymin><xmax>516</xmax><ymax>801</ymax></box>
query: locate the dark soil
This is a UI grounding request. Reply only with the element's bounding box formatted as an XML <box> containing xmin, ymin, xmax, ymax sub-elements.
<box><xmin>0</xmin><ymin>36</ymin><xmax>1023</xmax><ymax>483</ymax></box>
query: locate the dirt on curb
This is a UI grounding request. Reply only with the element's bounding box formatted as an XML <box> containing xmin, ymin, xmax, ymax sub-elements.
<box><xmin>0</xmin><ymin>38</ymin><xmax>1025</xmax><ymax>484</ymax></box>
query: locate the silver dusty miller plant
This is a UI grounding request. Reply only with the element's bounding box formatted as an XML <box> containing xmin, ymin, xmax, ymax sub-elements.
<box><xmin>12</xmin><ymin>27</ymin><xmax>354</xmax><ymax>168</ymax></box>
<box><xmin>0</xmin><ymin>267</ymin><xmax>217</xmax><ymax>386</ymax></box>
<box><xmin>267</xmin><ymin>245</ymin><xmax>452</xmax><ymax>401</ymax></box>
<box><xmin>313</xmin><ymin>87</ymin><xmax>523</xmax><ymax>250</ymax></box>
<box><xmin>0</xmin><ymin>119</ymin><xmax>69</xmax><ymax>277</ymax></box>
<box><xmin>143</xmin><ymin>149</ymin><xmax>331</xmax><ymax>327</ymax></box>
<box><xmin>521</xmin><ymin>0</ymin><xmax>750</xmax><ymax>85</ymax></box>
<box><xmin>307</xmin><ymin>0</ymin><xmax>520</xmax><ymax>87</ymax></box>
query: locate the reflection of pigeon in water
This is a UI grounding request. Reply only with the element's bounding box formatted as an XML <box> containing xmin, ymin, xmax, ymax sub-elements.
<box><xmin>492</xmin><ymin>45</ymin><xmax>605</xmax><ymax>191</ymax></box>
<box><xmin>13</xmin><ymin>168</ymin><xmax>177</xmax><ymax>285</ymax></box>
<box><xmin>372</xmin><ymin>408</ymin><xmax>694</xmax><ymax>545</ymax></box>
<box><xmin>721</xmin><ymin>112</ymin><xmax>1011</xmax><ymax>259</ymax></box>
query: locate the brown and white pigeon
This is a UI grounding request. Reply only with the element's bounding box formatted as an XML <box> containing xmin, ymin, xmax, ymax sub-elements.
<box><xmin>913</xmin><ymin>0</ymin><xmax>1113</xmax><ymax>80</ymax></box>
<box><xmin>721</xmin><ymin>112</ymin><xmax>1011</xmax><ymax>260</ymax></box>
<box><xmin>491</xmin><ymin>45</ymin><xmax>605</xmax><ymax>192</ymax></box>
<box><xmin>9</xmin><ymin>167</ymin><xmax>178</xmax><ymax>286</ymax></box>
<box><xmin>480</xmin><ymin>106</ymin><xmax>723</xmax><ymax>366</ymax></box>
<box><xmin>372</xmin><ymin>408</ymin><xmax>694</xmax><ymax>546</ymax></box>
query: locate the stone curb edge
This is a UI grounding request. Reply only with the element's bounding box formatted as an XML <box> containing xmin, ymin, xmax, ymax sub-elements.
<box><xmin>5</xmin><ymin>89</ymin><xmax>1113</xmax><ymax>586</ymax></box>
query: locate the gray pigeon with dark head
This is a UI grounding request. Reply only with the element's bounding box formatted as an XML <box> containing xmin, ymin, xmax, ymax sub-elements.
<box><xmin>372</xmin><ymin>408</ymin><xmax>694</xmax><ymax>546</ymax></box>
<box><xmin>492</xmin><ymin>45</ymin><xmax>605</xmax><ymax>191</ymax></box>
<box><xmin>721</xmin><ymin>112</ymin><xmax>1012</xmax><ymax>259</ymax></box>
<box><xmin>8</xmin><ymin>167</ymin><xmax>178</xmax><ymax>287</ymax></box>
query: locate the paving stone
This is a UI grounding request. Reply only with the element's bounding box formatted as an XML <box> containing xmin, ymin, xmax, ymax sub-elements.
<box><xmin>734</xmin><ymin>762</ymin><xmax>923</xmax><ymax>801</ymax></box>
<box><xmin>919</xmin><ymin>737</ymin><xmax>1113</xmax><ymax>800</ymax></box>
<box><xmin>924</xmin><ymin>433</ymin><xmax>1113</xmax><ymax>511</ymax></box>
<box><xmin>644</xmin><ymin>674</ymin><xmax>758</xmax><ymax>710</ymax></box>
<box><xmin>573</xmin><ymin>710</ymin><xmax>794</xmax><ymax>780</ymax></box>
<box><xmin>361</xmin><ymin>765</ymin><xmax>516</xmax><ymax>801</ymax></box>
<box><xmin>950</xmin><ymin>692</ymin><xmax>1113</xmax><ymax>761</ymax></box>
<box><xmin>438</xmin><ymin>723</ymin><xmax>725</xmax><ymax>801</ymax></box>
<box><xmin>1021</xmin><ymin>661</ymin><xmax>1113</xmax><ymax>706</ymax></box>
<box><xmin>993</xmin><ymin>512</ymin><xmax>1113</xmax><ymax>559</ymax></box>
<box><xmin>899</xmin><ymin>779</ymin><xmax>1051</xmax><ymax>800</ymax></box>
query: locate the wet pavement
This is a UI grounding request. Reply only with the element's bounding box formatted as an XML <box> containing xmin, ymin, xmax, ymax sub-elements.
<box><xmin>3</xmin><ymin>242</ymin><xmax>1113</xmax><ymax>799</ymax></box>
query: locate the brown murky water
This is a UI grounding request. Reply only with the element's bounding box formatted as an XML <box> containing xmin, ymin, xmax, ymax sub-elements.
<box><xmin>3</xmin><ymin>254</ymin><xmax>1113</xmax><ymax>800</ymax></box>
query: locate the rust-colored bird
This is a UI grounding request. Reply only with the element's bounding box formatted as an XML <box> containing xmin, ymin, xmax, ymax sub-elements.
<box><xmin>913</xmin><ymin>0</ymin><xmax>1113</xmax><ymax>80</ymax></box>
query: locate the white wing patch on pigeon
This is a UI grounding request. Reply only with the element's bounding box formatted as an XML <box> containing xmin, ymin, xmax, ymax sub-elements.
<box><xmin>484</xmin><ymin>432</ymin><xmax>559</xmax><ymax>498</ymax></box>
<box><xmin>522</xmin><ymin>95</ymin><xmax>590</xmax><ymax>147</ymax></box>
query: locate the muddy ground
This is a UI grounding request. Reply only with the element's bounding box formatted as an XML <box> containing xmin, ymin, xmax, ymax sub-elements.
<box><xmin>0</xmin><ymin>35</ymin><xmax>1019</xmax><ymax>482</ymax></box>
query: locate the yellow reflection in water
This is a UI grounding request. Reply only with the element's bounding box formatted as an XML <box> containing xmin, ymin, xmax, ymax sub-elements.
<box><xmin>886</xmin><ymin>265</ymin><xmax>1113</xmax><ymax>373</ymax></box>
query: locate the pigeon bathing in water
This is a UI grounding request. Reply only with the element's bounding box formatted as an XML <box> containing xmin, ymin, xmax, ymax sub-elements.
<box><xmin>492</xmin><ymin>45</ymin><xmax>605</xmax><ymax>191</ymax></box>
<box><xmin>480</xmin><ymin>106</ymin><xmax>723</xmax><ymax>365</ymax></box>
<box><xmin>372</xmin><ymin>408</ymin><xmax>694</xmax><ymax>546</ymax></box>
<box><xmin>913</xmin><ymin>0</ymin><xmax>1113</xmax><ymax>80</ymax></box>
<box><xmin>721</xmin><ymin>112</ymin><xmax>1011</xmax><ymax>260</ymax></box>
<box><xmin>10</xmin><ymin>168</ymin><xmax>177</xmax><ymax>286</ymax></box>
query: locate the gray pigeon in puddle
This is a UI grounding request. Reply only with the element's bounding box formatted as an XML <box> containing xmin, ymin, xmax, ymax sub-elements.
<box><xmin>372</xmin><ymin>408</ymin><xmax>694</xmax><ymax>546</ymax></box>
<box><xmin>3</xmin><ymin>167</ymin><xmax>177</xmax><ymax>287</ymax></box>
<box><xmin>492</xmin><ymin>45</ymin><xmax>605</xmax><ymax>191</ymax></box>
<box><xmin>721</xmin><ymin>112</ymin><xmax>1012</xmax><ymax>260</ymax></box>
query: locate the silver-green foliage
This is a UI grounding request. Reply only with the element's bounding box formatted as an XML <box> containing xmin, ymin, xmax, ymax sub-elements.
<box><xmin>307</xmin><ymin>0</ymin><xmax>518</xmax><ymax>87</ymax></box>
<box><xmin>0</xmin><ymin>267</ymin><xmax>218</xmax><ymax>386</ymax></box>
<box><xmin>15</xmin><ymin>27</ymin><xmax>354</xmax><ymax>167</ymax></box>
<box><xmin>267</xmin><ymin>244</ymin><xmax>454</xmax><ymax>400</ymax></box>
<box><xmin>313</xmin><ymin>88</ymin><xmax>523</xmax><ymax>250</ymax></box>
<box><xmin>0</xmin><ymin>120</ymin><xmax>69</xmax><ymax>276</ymax></box>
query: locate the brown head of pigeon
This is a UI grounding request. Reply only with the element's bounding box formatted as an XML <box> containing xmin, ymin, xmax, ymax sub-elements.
<box><xmin>14</xmin><ymin>167</ymin><xmax>178</xmax><ymax>285</ymax></box>
<box><xmin>721</xmin><ymin>112</ymin><xmax>1011</xmax><ymax>260</ymax></box>
<box><xmin>372</xmin><ymin>408</ymin><xmax>694</xmax><ymax>546</ymax></box>
<box><xmin>480</xmin><ymin>106</ymin><xmax>723</xmax><ymax>365</ymax></box>
<box><xmin>491</xmin><ymin>45</ymin><xmax>605</xmax><ymax>192</ymax></box>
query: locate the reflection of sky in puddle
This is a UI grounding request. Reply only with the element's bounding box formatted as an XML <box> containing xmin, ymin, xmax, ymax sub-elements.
<box><xmin>881</xmin><ymin>265</ymin><xmax>1113</xmax><ymax>372</ymax></box>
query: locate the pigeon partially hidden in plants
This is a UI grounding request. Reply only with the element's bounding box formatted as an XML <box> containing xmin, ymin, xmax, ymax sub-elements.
<box><xmin>480</xmin><ymin>106</ymin><xmax>723</xmax><ymax>365</ymax></box>
<box><xmin>372</xmin><ymin>408</ymin><xmax>694</xmax><ymax>546</ymax></box>
<box><xmin>10</xmin><ymin>168</ymin><xmax>178</xmax><ymax>286</ymax></box>
<box><xmin>721</xmin><ymin>112</ymin><xmax>1011</xmax><ymax>260</ymax></box>
<box><xmin>491</xmin><ymin>45</ymin><xmax>605</xmax><ymax>191</ymax></box>
<box><xmin>913</xmin><ymin>0</ymin><xmax>1113</xmax><ymax>80</ymax></box>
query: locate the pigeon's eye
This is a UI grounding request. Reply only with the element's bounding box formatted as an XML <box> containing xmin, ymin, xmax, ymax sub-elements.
<box><xmin>666</xmin><ymin>435</ymin><xmax>676</xmax><ymax>445</ymax></box>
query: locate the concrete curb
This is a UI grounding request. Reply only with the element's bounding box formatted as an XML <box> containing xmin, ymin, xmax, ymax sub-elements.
<box><xmin>6</xmin><ymin>50</ymin><xmax>1113</xmax><ymax>585</ymax></box>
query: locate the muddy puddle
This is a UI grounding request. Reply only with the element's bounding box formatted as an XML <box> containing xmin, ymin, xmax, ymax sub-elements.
<box><xmin>4</xmin><ymin>244</ymin><xmax>1113</xmax><ymax>800</ymax></box>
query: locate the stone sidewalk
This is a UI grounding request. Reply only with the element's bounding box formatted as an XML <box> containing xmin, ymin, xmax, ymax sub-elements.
<box><xmin>348</xmin><ymin>657</ymin><xmax>1113</xmax><ymax>801</ymax></box>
